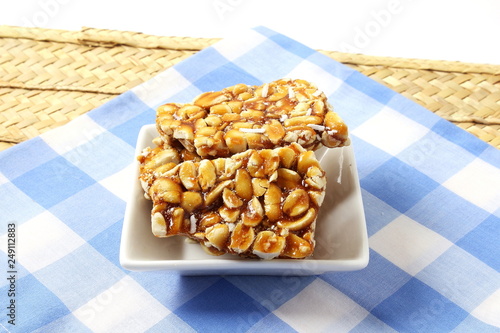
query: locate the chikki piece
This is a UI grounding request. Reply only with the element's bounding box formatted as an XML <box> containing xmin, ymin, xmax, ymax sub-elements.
<box><xmin>156</xmin><ymin>79</ymin><xmax>348</xmax><ymax>158</ymax></box>
<box><xmin>146</xmin><ymin>143</ymin><xmax>326</xmax><ymax>259</ymax></box>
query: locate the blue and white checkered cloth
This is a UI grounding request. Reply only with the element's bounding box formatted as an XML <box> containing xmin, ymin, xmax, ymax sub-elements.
<box><xmin>1</xmin><ymin>26</ymin><xmax>499</xmax><ymax>333</ymax></box>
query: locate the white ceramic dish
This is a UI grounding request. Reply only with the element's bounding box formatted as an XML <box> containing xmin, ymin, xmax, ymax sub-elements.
<box><xmin>120</xmin><ymin>125</ymin><xmax>369</xmax><ymax>275</ymax></box>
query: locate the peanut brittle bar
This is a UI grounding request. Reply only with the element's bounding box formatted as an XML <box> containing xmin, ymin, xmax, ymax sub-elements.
<box><xmin>156</xmin><ymin>79</ymin><xmax>348</xmax><ymax>158</ymax></box>
<box><xmin>144</xmin><ymin>143</ymin><xmax>326</xmax><ymax>259</ymax></box>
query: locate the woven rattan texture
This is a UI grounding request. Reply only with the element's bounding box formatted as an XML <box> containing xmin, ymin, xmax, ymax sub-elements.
<box><xmin>1</xmin><ymin>25</ymin><xmax>499</xmax><ymax>151</ymax></box>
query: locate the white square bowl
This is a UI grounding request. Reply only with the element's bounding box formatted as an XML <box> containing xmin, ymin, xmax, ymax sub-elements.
<box><xmin>120</xmin><ymin>125</ymin><xmax>369</xmax><ymax>275</ymax></box>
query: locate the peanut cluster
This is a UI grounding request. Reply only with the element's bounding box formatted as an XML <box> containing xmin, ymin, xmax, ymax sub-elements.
<box><xmin>138</xmin><ymin>79</ymin><xmax>348</xmax><ymax>259</ymax></box>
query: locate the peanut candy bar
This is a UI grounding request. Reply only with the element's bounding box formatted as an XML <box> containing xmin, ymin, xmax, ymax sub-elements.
<box><xmin>146</xmin><ymin>143</ymin><xmax>326</xmax><ymax>259</ymax></box>
<box><xmin>156</xmin><ymin>79</ymin><xmax>348</xmax><ymax>158</ymax></box>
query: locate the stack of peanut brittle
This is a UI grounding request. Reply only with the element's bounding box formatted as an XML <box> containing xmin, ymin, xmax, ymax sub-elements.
<box><xmin>137</xmin><ymin>79</ymin><xmax>349</xmax><ymax>259</ymax></box>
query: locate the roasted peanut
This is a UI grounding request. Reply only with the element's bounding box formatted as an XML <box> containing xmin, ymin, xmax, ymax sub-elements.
<box><xmin>242</xmin><ymin>197</ymin><xmax>264</xmax><ymax>227</ymax></box>
<box><xmin>305</xmin><ymin>166</ymin><xmax>327</xmax><ymax>190</ymax></box>
<box><xmin>181</xmin><ymin>191</ymin><xmax>203</xmax><ymax>213</ymax></box>
<box><xmin>278</xmin><ymin>208</ymin><xmax>317</xmax><ymax>231</ymax></box>
<box><xmin>222</xmin><ymin>188</ymin><xmax>243</xmax><ymax>209</ymax></box>
<box><xmin>283</xmin><ymin>233</ymin><xmax>313</xmax><ymax>258</ymax></box>
<box><xmin>169</xmin><ymin>207</ymin><xmax>186</xmax><ymax>235</ymax></box>
<box><xmin>219</xmin><ymin>206</ymin><xmax>241</xmax><ymax>223</ymax></box>
<box><xmin>205</xmin><ymin>223</ymin><xmax>230</xmax><ymax>250</ymax></box>
<box><xmin>229</xmin><ymin>223</ymin><xmax>255</xmax><ymax>253</ymax></box>
<box><xmin>252</xmin><ymin>231</ymin><xmax>286</xmax><ymax>260</ymax></box>
<box><xmin>283</xmin><ymin>189</ymin><xmax>310</xmax><ymax>217</ymax></box>
<box><xmin>152</xmin><ymin>212</ymin><xmax>167</xmax><ymax>237</ymax></box>
<box><xmin>235</xmin><ymin>169</ymin><xmax>253</xmax><ymax>200</ymax></box>
<box><xmin>198</xmin><ymin>160</ymin><xmax>216</xmax><ymax>191</ymax></box>
<box><xmin>276</xmin><ymin>168</ymin><xmax>301</xmax><ymax>190</ymax></box>
<box><xmin>251</xmin><ymin>178</ymin><xmax>269</xmax><ymax>197</ymax></box>
<box><xmin>247</xmin><ymin>151</ymin><xmax>265</xmax><ymax>178</ymax></box>
<box><xmin>264</xmin><ymin>183</ymin><xmax>282</xmax><ymax>221</ymax></box>
<box><xmin>179</xmin><ymin>161</ymin><xmax>200</xmax><ymax>191</ymax></box>
<box><xmin>205</xmin><ymin>180</ymin><xmax>232</xmax><ymax>206</ymax></box>
<box><xmin>297</xmin><ymin>150</ymin><xmax>321</xmax><ymax>175</ymax></box>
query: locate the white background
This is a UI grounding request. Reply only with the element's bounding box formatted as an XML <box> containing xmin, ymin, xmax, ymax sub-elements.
<box><xmin>1</xmin><ymin>0</ymin><xmax>499</xmax><ymax>65</ymax></box>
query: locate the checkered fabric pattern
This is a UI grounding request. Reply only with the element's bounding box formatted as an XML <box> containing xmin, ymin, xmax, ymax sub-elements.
<box><xmin>1</xmin><ymin>26</ymin><xmax>499</xmax><ymax>333</ymax></box>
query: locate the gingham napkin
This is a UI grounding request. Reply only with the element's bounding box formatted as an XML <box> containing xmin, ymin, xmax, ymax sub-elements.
<box><xmin>1</xmin><ymin>26</ymin><xmax>499</xmax><ymax>333</ymax></box>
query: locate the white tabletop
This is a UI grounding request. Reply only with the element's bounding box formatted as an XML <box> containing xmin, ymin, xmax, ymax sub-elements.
<box><xmin>1</xmin><ymin>0</ymin><xmax>499</xmax><ymax>65</ymax></box>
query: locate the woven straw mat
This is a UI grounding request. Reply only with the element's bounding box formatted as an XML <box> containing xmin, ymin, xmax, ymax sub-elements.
<box><xmin>1</xmin><ymin>25</ymin><xmax>499</xmax><ymax>151</ymax></box>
